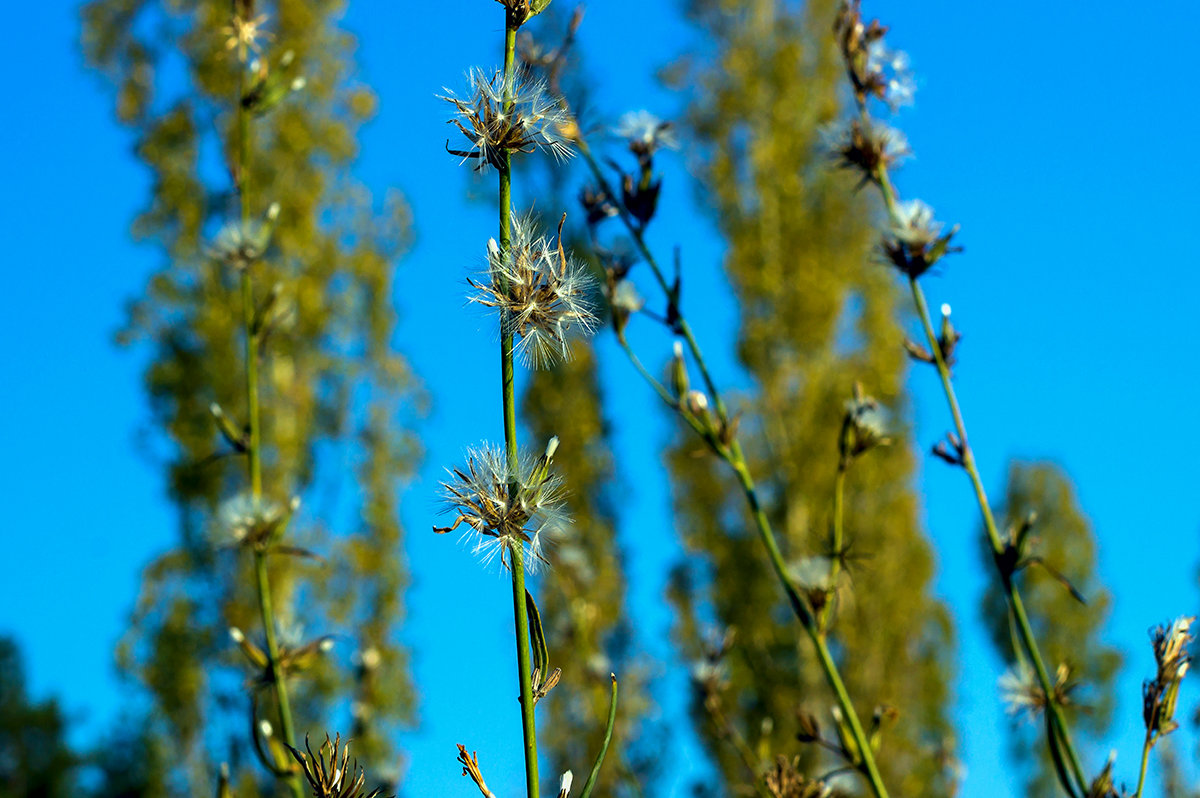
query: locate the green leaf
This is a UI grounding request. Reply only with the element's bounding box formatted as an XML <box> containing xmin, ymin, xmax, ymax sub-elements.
<box><xmin>579</xmin><ymin>674</ymin><xmax>618</xmax><ymax>798</ymax></box>
<box><xmin>525</xmin><ymin>589</ymin><xmax>549</xmax><ymax>679</ymax></box>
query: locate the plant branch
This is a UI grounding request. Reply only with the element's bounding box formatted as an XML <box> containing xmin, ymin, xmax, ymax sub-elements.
<box><xmin>236</xmin><ymin>58</ymin><xmax>303</xmax><ymax>798</ymax></box>
<box><xmin>498</xmin><ymin>17</ymin><xmax>540</xmax><ymax>798</ymax></box>
<box><xmin>571</xmin><ymin>130</ymin><xmax>890</xmax><ymax>798</ymax></box>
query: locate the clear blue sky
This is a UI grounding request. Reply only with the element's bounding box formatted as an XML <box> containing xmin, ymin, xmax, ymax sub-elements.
<box><xmin>3</xmin><ymin>2</ymin><xmax>1200</xmax><ymax>797</ymax></box>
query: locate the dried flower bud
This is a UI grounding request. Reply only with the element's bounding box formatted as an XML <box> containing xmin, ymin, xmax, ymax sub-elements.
<box><xmin>287</xmin><ymin>734</ymin><xmax>391</xmax><ymax>798</ymax></box>
<box><xmin>839</xmin><ymin>385</ymin><xmax>890</xmax><ymax>463</ymax></box>
<box><xmin>1143</xmin><ymin>616</ymin><xmax>1195</xmax><ymax>738</ymax></box>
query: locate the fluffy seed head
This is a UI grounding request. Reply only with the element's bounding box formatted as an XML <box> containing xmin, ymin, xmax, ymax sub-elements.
<box><xmin>441</xmin><ymin>67</ymin><xmax>574</xmax><ymax>171</ymax></box>
<box><xmin>470</xmin><ymin>211</ymin><xmax>598</xmax><ymax>368</ymax></box>
<box><xmin>435</xmin><ymin>440</ymin><xmax>569</xmax><ymax>573</ymax></box>
<box><xmin>614</xmin><ymin>110</ymin><xmax>678</xmax><ymax>155</ymax></box>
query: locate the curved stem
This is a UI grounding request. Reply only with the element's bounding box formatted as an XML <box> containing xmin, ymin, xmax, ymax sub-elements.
<box><xmin>573</xmin><ymin>129</ymin><xmax>889</xmax><ymax>798</ymax></box>
<box><xmin>498</xmin><ymin>18</ymin><xmax>540</xmax><ymax>798</ymax></box>
<box><xmin>906</xmin><ymin>276</ymin><xmax>1088</xmax><ymax>797</ymax></box>
<box><xmin>237</xmin><ymin>61</ymin><xmax>303</xmax><ymax>798</ymax></box>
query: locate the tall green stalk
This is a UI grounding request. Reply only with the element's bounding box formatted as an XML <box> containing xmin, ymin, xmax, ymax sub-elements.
<box><xmin>576</xmin><ymin>138</ymin><xmax>890</xmax><ymax>798</ymax></box>
<box><xmin>870</xmin><ymin>152</ymin><xmax>1089</xmax><ymax>798</ymax></box>
<box><xmin>236</xmin><ymin>59</ymin><xmax>303</xmax><ymax>798</ymax></box>
<box><xmin>498</xmin><ymin>16</ymin><xmax>541</xmax><ymax>798</ymax></box>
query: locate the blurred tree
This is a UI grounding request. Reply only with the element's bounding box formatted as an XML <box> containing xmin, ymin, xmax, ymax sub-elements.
<box><xmin>81</xmin><ymin>1</ymin><xmax>419</xmax><ymax>794</ymax></box>
<box><xmin>659</xmin><ymin>1</ymin><xmax>957</xmax><ymax>794</ymax></box>
<box><xmin>522</xmin><ymin>343</ymin><xmax>656</xmax><ymax>798</ymax></box>
<box><xmin>982</xmin><ymin>462</ymin><xmax>1121</xmax><ymax>798</ymax></box>
<box><xmin>0</xmin><ymin>637</ymin><xmax>76</xmax><ymax>798</ymax></box>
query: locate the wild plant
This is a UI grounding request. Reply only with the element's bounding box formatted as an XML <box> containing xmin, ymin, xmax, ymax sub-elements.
<box><xmin>194</xmin><ymin>1</ymin><xmax>396</xmax><ymax>794</ymax></box>
<box><xmin>516</xmin><ymin>2</ymin><xmax>1196</xmax><ymax>796</ymax></box>
<box><xmin>435</xmin><ymin>3</ymin><xmax>618</xmax><ymax>798</ymax></box>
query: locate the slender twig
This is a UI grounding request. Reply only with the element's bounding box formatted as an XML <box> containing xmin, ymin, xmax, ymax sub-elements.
<box><xmin>236</xmin><ymin>50</ymin><xmax>303</xmax><ymax>798</ymax></box>
<box><xmin>1134</xmin><ymin>730</ymin><xmax>1154</xmax><ymax>798</ymax></box>
<box><xmin>819</xmin><ymin>464</ymin><xmax>848</xmax><ymax>634</ymax></box>
<box><xmin>869</xmin><ymin>134</ymin><xmax>1089</xmax><ymax>798</ymax></box>
<box><xmin>497</xmin><ymin>15</ymin><xmax>540</xmax><ymax>798</ymax></box>
<box><xmin>571</xmin><ymin>135</ymin><xmax>890</xmax><ymax>797</ymax></box>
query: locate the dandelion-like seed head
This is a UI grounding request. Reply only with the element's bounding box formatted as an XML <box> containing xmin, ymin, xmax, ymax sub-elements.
<box><xmin>217</xmin><ymin>492</ymin><xmax>291</xmax><ymax>548</ymax></box>
<box><xmin>287</xmin><ymin>733</ymin><xmax>391</xmax><ymax>798</ymax></box>
<box><xmin>222</xmin><ymin>13</ymin><xmax>273</xmax><ymax>63</ymax></box>
<box><xmin>614</xmin><ymin>110</ymin><xmax>678</xmax><ymax>156</ymax></box>
<box><xmin>435</xmin><ymin>438</ymin><xmax>569</xmax><ymax>573</ymax></box>
<box><xmin>827</xmin><ymin>118</ymin><xmax>909</xmax><ymax>184</ymax></box>
<box><xmin>441</xmin><ymin>67</ymin><xmax>574</xmax><ymax>171</ymax></box>
<box><xmin>470</xmin><ymin>211</ymin><xmax>598</xmax><ymax>368</ymax></box>
<box><xmin>999</xmin><ymin>662</ymin><xmax>1074</xmax><ymax>720</ymax></box>
<box><xmin>880</xmin><ymin>199</ymin><xmax>961</xmax><ymax>279</ymax></box>
<box><xmin>209</xmin><ymin>202</ymin><xmax>279</xmax><ymax>270</ymax></box>
<box><xmin>865</xmin><ymin>40</ymin><xmax>915</xmax><ymax>109</ymax></box>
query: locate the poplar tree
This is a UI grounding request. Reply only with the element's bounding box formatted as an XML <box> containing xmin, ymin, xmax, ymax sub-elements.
<box><xmin>81</xmin><ymin>1</ymin><xmax>418</xmax><ymax>793</ymax></box>
<box><xmin>982</xmin><ymin>462</ymin><xmax>1121</xmax><ymax>798</ymax></box>
<box><xmin>663</xmin><ymin>1</ymin><xmax>955</xmax><ymax>793</ymax></box>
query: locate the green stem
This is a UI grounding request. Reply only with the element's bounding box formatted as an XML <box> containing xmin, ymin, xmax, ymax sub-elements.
<box><xmin>819</xmin><ymin>464</ymin><xmax>848</xmax><ymax>633</ymax></box>
<box><xmin>498</xmin><ymin>17</ymin><xmax>539</xmax><ymax>798</ymax></box>
<box><xmin>863</xmin><ymin>119</ymin><xmax>1089</xmax><ymax>793</ymax></box>
<box><xmin>728</xmin><ymin>456</ymin><xmax>890</xmax><ymax>798</ymax></box>
<box><xmin>906</xmin><ymin>276</ymin><xmax>1088</xmax><ymax>797</ymax></box>
<box><xmin>573</xmin><ymin>129</ymin><xmax>888</xmax><ymax>798</ymax></box>
<box><xmin>576</xmin><ymin>142</ymin><xmax>726</xmax><ymax>420</ymax></box>
<box><xmin>237</xmin><ymin>61</ymin><xmax>302</xmax><ymax>798</ymax></box>
<box><xmin>1134</xmin><ymin>731</ymin><xmax>1154</xmax><ymax>798</ymax></box>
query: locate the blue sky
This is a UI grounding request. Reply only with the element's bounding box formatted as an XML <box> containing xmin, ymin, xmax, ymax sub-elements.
<box><xmin>3</xmin><ymin>2</ymin><xmax>1200</xmax><ymax>797</ymax></box>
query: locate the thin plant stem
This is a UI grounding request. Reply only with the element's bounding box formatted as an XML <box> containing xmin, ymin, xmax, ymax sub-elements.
<box><xmin>497</xmin><ymin>16</ymin><xmax>540</xmax><ymax>798</ymax></box>
<box><xmin>574</xmin><ymin>135</ymin><xmax>890</xmax><ymax>798</ymax></box>
<box><xmin>819</xmin><ymin>465</ymin><xmax>848</xmax><ymax>634</ymax></box>
<box><xmin>869</xmin><ymin>153</ymin><xmax>1089</xmax><ymax>795</ymax></box>
<box><xmin>236</xmin><ymin>59</ymin><xmax>303</xmax><ymax>798</ymax></box>
<box><xmin>1134</xmin><ymin>731</ymin><xmax>1154</xmax><ymax>798</ymax></box>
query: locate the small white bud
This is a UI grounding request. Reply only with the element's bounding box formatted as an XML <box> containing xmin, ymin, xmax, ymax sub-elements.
<box><xmin>545</xmin><ymin>436</ymin><xmax>559</xmax><ymax>459</ymax></box>
<box><xmin>291</xmin><ymin>77</ymin><xmax>307</xmax><ymax>92</ymax></box>
<box><xmin>259</xmin><ymin>719</ymin><xmax>273</xmax><ymax>738</ymax></box>
<box><xmin>558</xmin><ymin>771</ymin><xmax>574</xmax><ymax>798</ymax></box>
<box><xmin>267</xmin><ymin>202</ymin><xmax>281</xmax><ymax>222</ymax></box>
<box><xmin>319</xmin><ymin>637</ymin><xmax>335</xmax><ymax>652</ymax></box>
<box><xmin>249</xmin><ymin>58</ymin><xmax>261</xmax><ymax>73</ymax></box>
<box><xmin>229</xmin><ymin>627</ymin><xmax>245</xmax><ymax>643</ymax></box>
<box><xmin>289</xmin><ymin>496</ymin><xmax>302</xmax><ymax>512</ymax></box>
<box><xmin>210</xmin><ymin>402</ymin><xmax>223</xmax><ymax>418</ymax></box>
<box><xmin>280</xmin><ymin>50</ymin><xmax>295</xmax><ymax>67</ymax></box>
<box><xmin>487</xmin><ymin>237</ymin><xmax>502</xmax><ymax>263</ymax></box>
<box><xmin>940</xmin><ymin>303</ymin><xmax>952</xmax><ymax>317</ymax></box>
<box><xmin>673</xmin><ymin>340</ymin><xmax>683</xmax><ymax>358</ymax></box>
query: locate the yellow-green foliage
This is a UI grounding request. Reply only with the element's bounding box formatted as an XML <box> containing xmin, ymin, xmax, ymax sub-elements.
<box><xmin>81</xmin><ymin>1</ymin><xmax>419</xmax><ymax>792</ymax></box>
<box><xmin>664</xmin><ymin>1</ymin><xmax>955</xmax><ymax>794</ymax></box>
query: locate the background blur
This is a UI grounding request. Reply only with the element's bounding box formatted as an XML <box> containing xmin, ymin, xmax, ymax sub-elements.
<box><xmin>3</xmin><ymin>2</ymin><xmax>1200</xmax><ymax>797</ymax></box>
